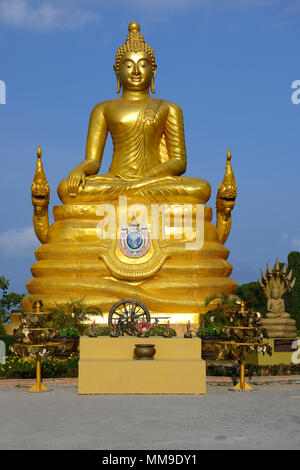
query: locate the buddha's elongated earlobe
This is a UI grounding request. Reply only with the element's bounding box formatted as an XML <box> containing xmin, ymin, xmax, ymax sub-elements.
<box><xmin>116</xmin><ymin>76</ymin><xmax>121</xmax><ymax>94</ymax></box>
<box><xmin>150</xmin><ymin>77</ymin><xmax>155</xmax><ymax>94</ymax></box>
<box><xmin>113</xmin><ymin>65</ymin><xmax>121</xmax><ymax>94</ymax></box>
<box><xmin>150</xmin><ymin>66</ymin><xmax>157</xmax><ymax>94</ymax></box>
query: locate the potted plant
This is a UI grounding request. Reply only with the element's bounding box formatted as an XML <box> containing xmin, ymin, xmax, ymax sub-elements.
<box><xmin>46</xmin><ymin>298</ymin><xmax>102</xmax><ymax>356</ymax></box>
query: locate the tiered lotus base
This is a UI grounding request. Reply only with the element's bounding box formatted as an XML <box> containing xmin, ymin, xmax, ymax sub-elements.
<box><xmin>23</xmin><ymin>200</ymin><xmax>238</xmax><ymax>325</ymax></box>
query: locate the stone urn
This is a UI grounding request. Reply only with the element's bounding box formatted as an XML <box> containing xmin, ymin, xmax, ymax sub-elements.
<box><xmin>134</xmin><ymin>344</ymin><xmax>156</xmax><ymax>360</ymax></box>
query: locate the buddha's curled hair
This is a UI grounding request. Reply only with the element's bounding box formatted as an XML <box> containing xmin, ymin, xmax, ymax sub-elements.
<box><xmin>114</xmin><ymin>21</ymin><xmax>156</xmax><ymax>74</ymax></box>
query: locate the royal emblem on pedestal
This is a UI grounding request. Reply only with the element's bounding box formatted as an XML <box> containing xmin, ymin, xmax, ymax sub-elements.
<box><xmin>119</xmin><ymin>216</ymin><xmax>150</xmax><ymax>258</ymax></box>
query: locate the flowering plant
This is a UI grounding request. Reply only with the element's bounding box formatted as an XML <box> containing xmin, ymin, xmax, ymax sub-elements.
<box><xmin>135</xmin><ymin>321</ymin><xmax>152</xmax><ymax>337</ymax></box>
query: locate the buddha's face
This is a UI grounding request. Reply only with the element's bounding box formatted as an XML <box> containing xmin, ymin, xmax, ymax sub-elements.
<box><xmin>117</xmin><ymin>52</ymin><xmax>155</xmax><ymax>91</ymax></box>
<box><xmin>272</xmin><ymin>289</ymin><xmax>278</xmax><ymax>300</ymax></box>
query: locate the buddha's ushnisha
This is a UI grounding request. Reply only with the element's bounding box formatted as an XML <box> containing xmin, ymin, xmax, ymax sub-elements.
<box><xmin>58</xmin><ymin>21</ymin><xmax>211</xmax><ymax>204</ymax></box>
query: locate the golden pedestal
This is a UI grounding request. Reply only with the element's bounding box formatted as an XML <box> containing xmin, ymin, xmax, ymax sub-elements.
<box><xmin>246</xmin><ymin>338</ymin><xmax>299</xmax><ymax>366</ymax></box>
<box><xmin>78</xmin><ymin>336</ymin><xmax>206</xmax><ymax>394</ymax></box>
<box><xmin>23</xmin><ymin>200</ymin><xmax>237</xmax><ymax>325</ymax></box>
<box><xmin>29</xmin><ymin>353</ymin><xmax>48</xmax><ymax>393</ymax></box>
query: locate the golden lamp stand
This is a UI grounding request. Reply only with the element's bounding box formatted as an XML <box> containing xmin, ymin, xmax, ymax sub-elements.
<box><xmin>217</xmin><ymin>340</ymin><xmax>271</xmax><ymax>391</ymax></box>
<box><xmin>29</xmin><ymin>341</ymin><xmax>64</xmax><ymax>392</ymax></box>
<box><xmin>29</xmin><ymin>351</ymin><xmax>48</xmax><ymax>393</ymax></box>
<box><xmin>216</xmin><ymin>300</ymin><xmax>272</xmax><ymax>392</ymax></box>
<box><xmin>233</xmin><ymin>361</ymin><xmax>253</xmax><ymax>392</ymax></box>
<box><xmin>15</xmin><ymin>343</ymin><xmax>60</xmax><ymax>393</ymax></box>
<box><xmin>217</xmin><ymin>341</ymin><xmax>254</xmax><ymax>391</ymax></box>
<box><xmin>11</xmin><ymin>301</ymin><xmax>63</xmax><ymax>393</ymax></box>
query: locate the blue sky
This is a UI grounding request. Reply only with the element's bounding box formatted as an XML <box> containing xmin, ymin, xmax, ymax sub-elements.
<box><xmin>0</xmin><ymin>0</ymin><xmax>300</xmax><ymax>293</ymax></box>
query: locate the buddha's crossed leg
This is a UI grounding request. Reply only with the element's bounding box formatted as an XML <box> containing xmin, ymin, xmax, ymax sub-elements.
<box><xmin>58</xmin><ymin>174</ymin><xmax>211</xmax><ymax>205</ymax></box>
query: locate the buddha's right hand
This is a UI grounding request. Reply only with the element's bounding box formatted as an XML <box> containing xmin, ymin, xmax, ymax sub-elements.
<box><xmin>68</xmin><ymin>169</ymin><xmax>86</xmax><ymax>197</ymax></box>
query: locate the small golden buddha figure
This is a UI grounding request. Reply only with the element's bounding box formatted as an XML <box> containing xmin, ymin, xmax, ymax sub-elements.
<box><xmin>25</xmin><ymin>21</ymin><xmax>238</xmax><ymax>326</ymax></box>
<box><xmin>58</xmin><ymin>21</ymin><xmax>210</xmax><ymax>205</ymax></box>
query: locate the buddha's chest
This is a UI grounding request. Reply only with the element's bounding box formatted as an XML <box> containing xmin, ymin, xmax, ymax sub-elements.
<box><xmin>106</xmin><ymin>100</ymin><xmax>165</xmax><ymax>136</ymax></box>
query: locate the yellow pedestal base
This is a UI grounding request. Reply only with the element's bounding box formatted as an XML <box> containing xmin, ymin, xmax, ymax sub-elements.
<box><xmin>233</xmin><ymin>381</ymin><xmax>253</xmax><ymax>391</ymax></box>
<box><xmin>78</xmin><ymin>337</ymin><xmax>206</xmax><ymax>394</ymax></box>
<box><xmin>233</xmin><ymin>364</ymin><xmax>253</xmax><ymax>391</ymax></box>
<box><xmin>246</xmin><ymin>338</ymin><xmax>299</xmax><ymax>366</ymax></box>
<box><xmin>29</xmin><ymin>382</ymin><xmax>48</xmax><ymax>393</ymax></box>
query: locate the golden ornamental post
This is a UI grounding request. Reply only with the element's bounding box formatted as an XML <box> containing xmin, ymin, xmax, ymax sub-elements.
<box><xmin>217</xmin><ymin>300</ymin><xmax>272</xmax><ymax>392</ymax></box>
<box><xmin>29</xmin><ymin>352</ymin><xmax>48</xmax><ymax>393</ymax></box>
<box><xmin>11</xmin><ymin>300</ymin><xmax>64</xmax><ymax>393</ymax></box>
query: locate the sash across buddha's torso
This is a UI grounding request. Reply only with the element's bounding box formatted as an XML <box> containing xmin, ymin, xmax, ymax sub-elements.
<box><xmin>108</xmin><ymin>98</ymin><xmax>169</xmax><ymax>179</ymax></box>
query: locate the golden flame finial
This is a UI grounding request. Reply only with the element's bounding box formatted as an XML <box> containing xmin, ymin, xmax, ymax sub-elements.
<box><xmin>221</xmin><ymin>149</ymin><xmax>236</xmax><ymax>188</ymax></box>
<box><xmin>33</xmin><ymin>145</ymin><xmax>48</xmax><ymax>187</ymax></box>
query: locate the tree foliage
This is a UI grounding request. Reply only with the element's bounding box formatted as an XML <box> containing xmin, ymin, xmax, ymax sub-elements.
<box><xmin>0</xmin><ymin>276</ymin><xmax>25</xmax><ymax>324</ymax></box>
<box><xmin>236</xmin><ymin>282</ymin><xmax>268</xmax><ymax>316</ymax></box>
<box><xmin>284</xmin><ymin>251</ymin><xmax>300</xmax><ymax>329</ymax></box>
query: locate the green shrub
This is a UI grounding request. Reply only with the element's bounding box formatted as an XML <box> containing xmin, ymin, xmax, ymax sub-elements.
<box><xmin>206</xmin><ymin>363</ymin><xmax>300</xmax><ymax>377</ymax></box>
<box><xmin>150</xmin><ymin>324</ymin><xmax>177</xmax><ymax>337</ymax></box>
<box><xmin>198</xmin><ymin>326</ymin><xmax>221</xmax><ymax>338</ymax></box>
<box><xmin>93</xmin><ymin>325</ymin><xmax>111</xmax><ymax>336</ymax></box>
<box><xmin>0</xmin><ymin>354</ymin><xmax>79</xmax><ymax>379</ymax></box>
<box><xmin>47</xmin><ymin>298</ymin><xmax>103</xmax><ymax>335</ymax></box>
<box><xmin>59</xmin><ymin>328</ymin><xmax>79</xmax><ymax>337</ymax></box>
<box><xmin>246</xmin><ymin>363</ymin><xmax>300</xmax><ymax>377</ymax></box>
<box><xmin>206</xmin><ymin>364</ymin><xmax>239</xmax><ymax>377</ymax></box>
<box><xmin>0</xmin><ymin>323</ymin><xmax>6</xmax><ymax>336</ymax></box>
<box><xmin>1</xmin><ymin>356</ymin><xmax>299</xmax><ymax>379</ymax></box>
<box><xmin>198</xmin><ymin>293</ymin><xmax>240</xmax><ymax>338</ymax></box>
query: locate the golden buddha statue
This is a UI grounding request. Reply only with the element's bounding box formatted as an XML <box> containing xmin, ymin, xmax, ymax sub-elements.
<box><xmin>58</xmin><ymin>21</ymin><xmax>210</xmax><ymax>206</ymax></box>
<box><xmin>24</xmin><ymin>21</ymin><xmax>238</xmax><ymax>326</ymax></box>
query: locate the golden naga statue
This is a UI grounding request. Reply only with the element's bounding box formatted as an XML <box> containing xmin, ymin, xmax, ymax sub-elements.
<box><xmin>24</xmin><ymin>21</ymin><xmax>238</xmax><ymax>325</ymax></box>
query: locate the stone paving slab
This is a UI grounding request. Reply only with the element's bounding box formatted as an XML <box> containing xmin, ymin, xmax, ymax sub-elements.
<box><xmin>1</xmin><ymin>383</ymin><xmax>300</xmax><ymax>450</ymax></box>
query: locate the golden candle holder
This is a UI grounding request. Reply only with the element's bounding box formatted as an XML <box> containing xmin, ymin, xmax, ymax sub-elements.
<box><xmin>11</xmin><ymin>301</ymin><xmax>64</xmax><ymax>392</ymax></box>
<box><xmin>217</xmin><ymin>301</ymin><xmax>272</xmax><ymax>391</ymax></box>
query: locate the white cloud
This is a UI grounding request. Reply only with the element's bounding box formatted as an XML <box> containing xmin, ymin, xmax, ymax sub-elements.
<box><xmin>120</xmin><ymin>0</ymin><xmax>282</xmax><ymax>10</ymax></box>
<box><xmin>0</xmin><ymin>0</ymin><xmax>100</xmax><ymax>30</ymax></box>
<box><xmin>0</xmin><ymin>0</ymin><xmax>297</xmax><ymax>30</ymax></box>
<box><xmin>0</xmin><ymin>227</ymin><xmax>38</xmax><ymax>256</ymax></box>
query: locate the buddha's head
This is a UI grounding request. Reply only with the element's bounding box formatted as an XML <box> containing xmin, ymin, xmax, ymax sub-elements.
<box><xmin>114</xmin><ymin>21</ymin><xmax>157</xmax><ymax>94</ymax></box>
